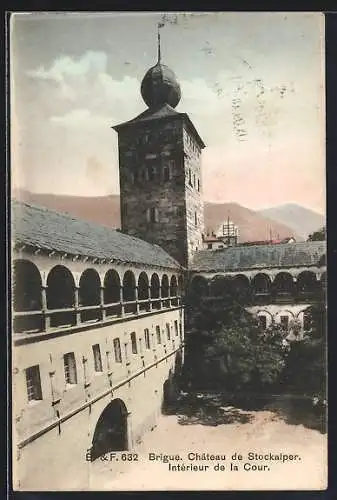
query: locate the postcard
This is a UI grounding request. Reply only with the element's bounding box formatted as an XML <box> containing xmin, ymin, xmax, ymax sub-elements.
<box><xmin>10</xmin><ymin>11</ymin><xmax>327</xmax><ymax>491</ymax></box>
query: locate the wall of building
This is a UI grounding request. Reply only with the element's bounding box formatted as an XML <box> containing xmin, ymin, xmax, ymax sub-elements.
<box><xmin>13</xmin><ymin>308</ymin><xmax>184</xmax><ymax>490</ymax></box>
<box><xmin>117</xmin><ymin>119</ymin><xmax>189</xmax><ymax>266</ymax></box>
<box><xmin>183</xmin><ymin>125</ymin><xmax>205</xmax><ymax>266</ymax></box>
<box><xmin>116</xmin><ymin>118</ymin><xmax>204</xmax><ymax>268</ymax></box>
<box><xmin>247</xmin><ymin>303</ymin><xmax>312</xmax><ymax>334</ymax></box>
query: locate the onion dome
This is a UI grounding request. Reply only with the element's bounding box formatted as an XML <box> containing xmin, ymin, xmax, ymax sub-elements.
<box><xmin>140</xmin><ymin>28</ymin><xmax>181</xmax><ymax>109</ymax></box>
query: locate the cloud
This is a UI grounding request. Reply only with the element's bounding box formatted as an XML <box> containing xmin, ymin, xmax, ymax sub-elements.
<box><xmin>13</xmin><ymin>45</ymin><xmax>324</xmax><ymax>212</ymax></box>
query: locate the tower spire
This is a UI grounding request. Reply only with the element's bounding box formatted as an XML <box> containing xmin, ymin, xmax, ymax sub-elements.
<box><xmin>157</xmin><ymin>23</ymin><xmax>162</xmax><ymax>63</ymax></box>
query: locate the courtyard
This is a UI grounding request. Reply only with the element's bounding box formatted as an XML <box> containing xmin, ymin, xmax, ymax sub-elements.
<box><xmin>89</xmin><ymin>394</ymin><xmax>327</xmax><ymax>491</ymax></box>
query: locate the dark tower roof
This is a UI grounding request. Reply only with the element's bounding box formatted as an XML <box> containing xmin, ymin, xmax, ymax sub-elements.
<box><xmin>141</xmin><ymin>63</ymin><xmax>181</xmax><ymax>109</ymax></box>
<box><xmin>140</xmin><ymin>27</ymin><xmax>181</xmax><ymax>109</ymax></box>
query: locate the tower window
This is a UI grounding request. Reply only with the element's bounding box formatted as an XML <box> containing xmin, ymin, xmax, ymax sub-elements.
<box><xmin>147</xmin><ymin>207</ymin><xmax>158</xmax><ymax>223</ymax></box>
<box><xmin>189</xmin><ymin>170</ymin><xmax>192</xmax><ymax>187</ymax></box>
<box><xmin>63</xmin><ymin>352</ymin><xmax>77</xmax><ymax>385</ymax></box>
<box><xmin>193</xmin><ymin>174</ymin><xmax>196</xmax><ymax>187</ymax></box>
<box><xmin>195</xmin><ymin>212</ymin><xmax>198</xmax><ymax>227</ymax></box>
<box><xmin>131</xmin><ymin>332</ymin><xmax>138</xmax><ymax>354</ymax></box>
<box><xmin>163</xmin><ymin>162</ymin><xmax>172</xmax><ymax>182</ymax></box>
<box><xmin>197</xmin><ymin>179</ymin><xmax>200</xmax><ymax>191</ymax></box>
<box><xmin>148</xmin><ymin>165</ymin><xmax>157</xmax><ymax>181</ymax></box>
<box><xmin>25</xmin><ymin>365</ymin><xmax>42</xmax><ymax>402</ymax></box>
<box><xmin>92</xmin><ymin>344</ymin><xmax>103</xmax><ymax>372</ymax></box>
<box><xmin>113</xmin><ymin>338</ymin><xmax>122</xmax><ymax>363</ymax></box>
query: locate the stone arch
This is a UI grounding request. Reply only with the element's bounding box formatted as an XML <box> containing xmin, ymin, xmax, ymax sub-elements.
<box><xmin>161</xmin><ymin>274</ymin><xmax>169</xmax><ymax>298</ymax></box>
<box><xmin>189</xmin><ymin>275</ymin><xmax>208</xmax><ymax>296</ymax></box>
<box><xmin>232</xmin><ymin>274</ymin><xmax>251</xmax><ymax>302</ymax></box>
<box><xmin>150</xmin><ymin>273</ymin><xmax>160</xmax><ymax>309</ymax></box>
<box><xmin>122</xmin><ymin>270</ymin><xmax>136</xmax><ymax>302</ymax></box>
<box><xmin>47</xmin><ymin>265</ymin><xmax>76</xmax><ymax>327</ymax></box>
<box><xmin>150</xmin><ymin>273</ymin><xmax>160</xmax><ymax>298</ymax></box>
<box><xmin>296</xmin><ymin>270</ymin><xmax>318</xmax><ymax>295</ymax></box>
<box><xmin>170</xmin><ymin>275</ymin><xmax>178</xmax><ymax>297</ymax></box>
<box><xmin>13</xmin><ymin>259</ymin><xmax>43</xmax><ymax>333</ymax></box>
<box><xmin>104</xmin><ymin>269</ymin><xmax>121</xmax><ymax>304</ymax></box>
<box><xmin>138</xmin><ymin>272</ymin><xmax>149</xmax><ymax>300</ymax></box>
<box><xmin>209</xmin><ymin>274</ymin><xmax>232</xmax><ymax>298</ymax></box>
<box><xmin>91</xmin><ymin>398</ymin><xmax>129</xmax><ymax>460</ymax></box>
<box><xmin>104</xmin><ymin>269</ymin><xmax>121</xmax><ymax>317</ymax></box>
<box><xmin>272</xmin><ymin>272</ymin><xmax>294</xmax><ymax>297</ymax></box>
<box><xmin>47</xmin><ymin>265</ymin><xmax>75</xmax><ymax>309</ymax></box>
<box><xmin>251</xmin><ymin>273</ymin><xmax>272</xmax><ymax>295</ymax></box>
<box><xmin>79</xmin><ymin>268</ymin><xmax>101</xmax><ymax>322</ymax></box>
<box><xmin>256</xmin><ymin>309</ymin><xmax>274</xmax><ymax>328</ymax></box>
<box><xmin>13</xmin><ymin>259</ymin><xmax>42</xmax><ymax>312</ymax></box>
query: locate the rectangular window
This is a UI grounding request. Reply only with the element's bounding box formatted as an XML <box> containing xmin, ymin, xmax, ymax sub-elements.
<box><xmin>113</xmin><ymin>338</ymin><xmax>122</xmax><ymax>363</ymax></box>
<box><xmin>25</xmin><ymin>365</ymin><xmax>42</xmax><ymax>402</ymax></box>
<box><xmin>197</xmin><ymin>179</ymin><xmax>200</xmax><ymax>191</ymax></box>
<box><xmin>166</xmin><ymin>323</ymin><xmax>171</xmax><ymax>341</ymax></box>
<box><xmin>63</xmin><ymin>352</ymin><xmax>77</xmax><ymax>385</ymax></box>
<box><xmin>148</xmin><ymin>207</ymin><xmax>158</xmax><ymax>223</ymax></box>
<box><xmin>156</xmin><ymin>325</ymin><xmax>161</xmax><ymax>344</ymax></box>
<box><xmin>207</xmin><ymin>243</ymin><xmax>212</xmax><ymax>249</ymax></box>
<box><xmin>174</xmin><ymin>320</ymin><xmax>179</xmax><ymax>336</ymax></box>
<box><xmin>144</xmin><ymin>328</ymin><xmax>151</xmax><ymax>349</ymax></box>
<box><xmin>189</xmin><ymin>170</ymin><xmax>192</xmax><ymax>186</ymax></box>
<box><xmin>92</xmin><ymin>344</ymin><xmax>103</xmax><ymax>372</ymax></box>
<box><xmin>280</xmin><ymin>316</ymin><xmax>289</xmax><ymax>329</ymax></box>
<box><xmin>131</xmin><ymin>332</ymin><xmax>138</xmax><ymax>354</ymax></box>
<box><xmin>148</xmin><ymin>165</ymin><xmax>157</xmax><ymax>181</ymax></box>
<box><xmin>195</xmin><ymin>212</ymin><xmax>198</xmax><ymax>227</ymax></box>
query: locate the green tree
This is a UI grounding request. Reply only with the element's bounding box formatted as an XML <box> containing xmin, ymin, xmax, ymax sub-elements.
<box><xmin>184</xmin><ymin>293</ymin><xmax>286</xmax><ymax>394</ymax></box>
<box><xmin>283</xmin><ymin>303</ymin><xmax>326</xmax><ymax>401</ymax></box>
<box><xmin>307</xmin><ymin>226</ymin><xmax>326</xmax><ymax>241</ymax></box>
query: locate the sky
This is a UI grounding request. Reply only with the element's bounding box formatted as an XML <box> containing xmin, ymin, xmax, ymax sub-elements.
<box><xmin>10</xmin><ymin>12</ymin><xmax>325</xmax><ymax>214</ymax></box>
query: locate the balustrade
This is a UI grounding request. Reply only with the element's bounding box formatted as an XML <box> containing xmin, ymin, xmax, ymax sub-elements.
<box><xmin>13</xmin><ymin>293</ymin><xmax>182</xmax><ymax>335</ymax></box>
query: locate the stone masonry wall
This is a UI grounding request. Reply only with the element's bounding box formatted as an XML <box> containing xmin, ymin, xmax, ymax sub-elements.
<box><xmin>117</xmin><ymin>117</ymin><xmax>204</xmax><ymax>268</ymax></box>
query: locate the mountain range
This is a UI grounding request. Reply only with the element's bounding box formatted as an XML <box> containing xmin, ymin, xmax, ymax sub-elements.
<box><xmin>258</xmin><ymin>204</ymin><xmax>325</xmax><ymax>240</ymax></box>
<box><xmin>12</xmin><ymin>189</ymin><xmax>323</xmax><ymax>243</ymax></box>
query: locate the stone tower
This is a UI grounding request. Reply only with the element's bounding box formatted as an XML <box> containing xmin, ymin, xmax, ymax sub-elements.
<box><xmin>113</xmin><ymin>31</ymin><xmax>205</xmax><ymax>268</ymax></box>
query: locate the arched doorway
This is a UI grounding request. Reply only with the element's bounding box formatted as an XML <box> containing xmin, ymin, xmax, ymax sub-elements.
<box><xmin>91</xmin><ymin>399</ymin><xmax>129</xmax><ymax>460</ymax></box>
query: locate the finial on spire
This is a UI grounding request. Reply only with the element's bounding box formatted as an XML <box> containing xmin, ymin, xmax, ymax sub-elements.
<box><xmin>157</xmin><ymin>22</ymin><xmax>164</xmax><ymax>63</ymax></box>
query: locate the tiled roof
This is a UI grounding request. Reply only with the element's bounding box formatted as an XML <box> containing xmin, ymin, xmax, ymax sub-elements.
<box><xmin>113</xmin><ymin>104</ymin><xmax>206</xmax><ymax>149</ymax></box>
<box><xmin>192</xmin><ymin>241</ymin><xmax>326</xmax><ymax>272</ymax></box>
<box><xmin>12</xmin><ymin>201</ymin><xmax>181</xmax><ymax>270</ymax></box>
